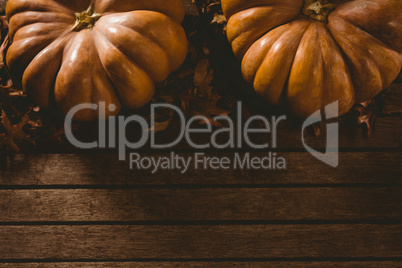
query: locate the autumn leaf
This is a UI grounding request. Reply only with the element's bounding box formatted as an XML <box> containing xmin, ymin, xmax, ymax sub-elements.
<box><xmin>147</xmin><ymin>109</ymin><xmax>174</xmax><ymax>133</ymax></box>
<box><xmin>0</xmin><ymin>34</ymin><xmax>8</xmax><ymax>70</ymax></box>
<box><xmin>211</xmin><ymin>13</ymin><xmax>226</xmax><ymax>25</ymax></box>
<box><xmin>309</xmin><ymin>123</ymin><xmax>322</xmax><ymax>138</ymax></box>
<box><xmin>354</xmin><ymin>100</ymin><xmax>377</xmax><ymax>137</ymax></box>
<box><xmin>192</xmin><ymin>92</ymin><xmax>232</xmax><ymax>127</ymax></box>
<box><xmin>183</xmin><ymin>0</ymin><xmax>199</xmax><ymax>16</ymax></box>
<box><xmin>0</xmin><ymin>110</ymin><xmax>30</xmax><ymax>152</ymax></box>
<box><xmin>148</xmin><ymin>116</ymin><xmax>173</xmax><ymax>133</ymax></box>
<box><xmin>210</xmin><ymin>13</ymin><xmax>227</xmax><ymax>30</ymax></box>
<box><xmin>194</xmin><ymin>58</ymin><xmax>214</xmax><ymax>99</ymax></box>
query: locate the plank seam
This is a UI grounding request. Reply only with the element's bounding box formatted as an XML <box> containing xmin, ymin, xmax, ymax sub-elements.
<box><xmin>0</xmin><ymin>184</ymin><xmax>400</xmax><ymax>190</ymax></box>
<box><xmin>1</xmin><ymin>258</ymin><xmax>402</xmax><ymax>263</ymax></box>
<box><xmin>2</xmin><ymin>147</ymin><xmax>402</xmax><ymax>155</ymax></box>
<box><xmin>0</xmin><ymin>220</ymin><xmax>401</xmax><ymax>226</ymax></box>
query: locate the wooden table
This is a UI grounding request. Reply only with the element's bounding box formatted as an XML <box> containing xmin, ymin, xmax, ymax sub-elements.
<box><xmin>0</xmin><ymin>81</ymin><xmax>401</xmax><ymax>267</ymax></box>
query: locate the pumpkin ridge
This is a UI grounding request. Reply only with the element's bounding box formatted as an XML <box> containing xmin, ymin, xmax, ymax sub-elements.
<box><xmin>8</xmin><ymin>27</ymin><xmax>74</xmax><ymax>86</ymax></box>
<box><xmin>86</xmin><ymin>31</ymin><xmax>116</xmax><ymax>109</ymax></box>
<box><xmin>7</xmin><ymin>34</ymin><xmax>62</xmax><ymax>83</ymax></box>
<box><xmin>327</xmin><ymin>15</ymin><xmax>401</xmax><ymax>102</ymax></box>
<box><xmin>227</xmin><ymin>5</ymin><xmax>303</xmax><ymax>59</ymax></box>
<box><xmin>318</xmin><ymin>30</ymin><xmax>326</xmax><ymax>113</ymax></box>
<box><xmin>315</xmin><ymin>18</ymin><xmax>356</xmax><ymax>105</ymax></box>
<box><xmin>93</xmin><ymin>0</ymin><xmax>185</xmax><ymax>23</ymax></box>
<box><xmin>5</xmin><ymin>0</ymin><xmax>75</xmax><ymax>19</ymax></box>
<box><xmin>90</xmin><ymin>30</ymin><xmax>124</xmax><ymax>110</ymax></box>
<box><xmin>13</xmin><ymin>22</ymin><xmax>70</xmax><ymax>42</ymax></box>
<box><xmin>332</xmin><ymin>0</ymin><xmax>402</xmax><ymax>54</ymax></box>
<box><xmin>93</xmin><ymin>28</ymin><xmax>153</xmax><ymax>83</ymax></box>
<box><xmin>226</xmin><ymin>6</ymin><xmax>301</xmax><ymax>41</ymax></box>
<box><xmin>230</xmin><ymin>19</ymin><xmax>300</xmax><ymax>60</ymax></box>
<box><xmin>222</xmin><ymin>0</ymin><xmax>303</xmax><ymax>20</ymax></box>
<box><xmin>8</xmin><ymin>11</ymin><xmax>74</xmax><ymax>38</ymax></box>
<box><xmin>53</xmin><ymin>0</ymin><xmax>93</xmax><ymax>14</ymax></box>
<box><xmin>54</xmin><ymin>30</ymin><xmax>120</xmax><ymax>120</ymax></box>
<box><xmin>96</xmin><ymin>23</ymin><xmax>170</xmax><ymax>82</ymax></box>
<box><xmin>251</xmin><ymin>19</ymin><xmax>311</xmax><ymax>105</ymax></box>
<box><xmin>22</xmin><ymin>34</ymin><xmax>68</xmax><ymax>108</ymax></box>
<box><xmin>329</xmin><ymin>14</ymin><xmax>402</xmax><ymax>58</ymax></box>
<box><xmin>242</xmin><ymin>23</ymin><xmax>292</xmax><ymax>84</ymax></box>
<box><xmin>310</xmin><ymin>22</ymin><xmax>354</xmax><ymax>116</ymax></box>
<box><xmin>282</xmin><ymin>20</ymin><xmax>312</xmax><ymax>107</ymax></box>
<box><xmin>115</xmin><ymin>11</ymin><xmax>187</xmax><ymax>73</ymax></box>
<box><xmin>92</xmin><ymin>29</ymin><xmax>155</xmax><ymax>110</ymax></box>
<box><xmin>98</xmin><ymin>12</ymin><xmax>174</xmax><ymax>57</ymax></box>
<box><xmin>98</xmin><ymin>20</ymin><xmax>169</xmax><ymax>80</ymax></box>
<box><xmin>319</xmin><ymin>25</ymin><xmax>355</xmax><ymax>111</ymax></box>
<box><xmin>287</xmin><ymin>22</ymin><xmax>324</xmax><ymax>116</ymax></box>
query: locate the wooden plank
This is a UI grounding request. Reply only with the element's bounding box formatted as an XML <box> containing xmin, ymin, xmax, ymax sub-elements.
<box><xmin>0</xmin><ymin>225</ymin><xmax>400</xmax><ymax>259</ymax></box>
<box><xmin>0</xmin><ymin>188</ymin><xmax>401</xmax><ymax>222</ymax></box>
<box><xmin>0</xmin><ymin>262</ymin><xmax>401</xmax><ymax>267</ymax></box>
<box><xmin>383</xmin><ymin>83</ymin><xmax>402</xmax><ymax>114</ymax></box>
<box><xmin>1</xmin><ymin>152</ymin><xmax>401</xmax><ymax>186</ymax></box>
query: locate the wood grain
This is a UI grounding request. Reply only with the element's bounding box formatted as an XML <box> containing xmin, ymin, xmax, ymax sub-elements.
<box><xmin>0</xmin><ymin>262</ymin><xmax>401</xmax><ymax>267</ymax></box>
<box><xmin>0</xmin><ymin>79</ymin><xmax>400</xmax><ymax>266</ymax></box>
<box><xmin>0</xmin><ymin>225</ymin><xmax>400</xmax><ymax>260</ymax></box>
<box><xmin>0</xmin><ymin>188</ymin><xmax>400</xmax><ymax>222</ymax></box>
<box><xmin>382</xmin><ymin>83</ymin><xmax>402</xmax><ymax>114</ymax></box>
<box><xmin>1</xmin><ymin>152</ymin><xmax>401</xmax><ymax>186</ymax></box>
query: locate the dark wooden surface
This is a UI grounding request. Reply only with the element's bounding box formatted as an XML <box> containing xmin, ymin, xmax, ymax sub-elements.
<box><xmin>0</xmin><ymin>262</ymin><xmax>401</xmax><ymax>268</ymax></box>
<box><xmin>0</xmin><ymin>82</ymin><xmax>401</xmax><ymax>267</ymax></box>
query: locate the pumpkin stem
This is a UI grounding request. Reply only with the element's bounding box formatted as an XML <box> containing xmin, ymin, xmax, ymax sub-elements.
<box><xmin>71</xmin><ymin>4</ymin><xmax>102</xmax><ymax>31</ymax></box>
<box><xmin>301</xmin><ymin>0</ymin><xmax>335</xmax><ymax>23</ymax></box>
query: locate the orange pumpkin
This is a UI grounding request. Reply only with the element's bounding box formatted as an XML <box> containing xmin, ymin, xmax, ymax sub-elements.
<box><xmin>222</xmin><ymin>0</ymin><xmax>402</xmax><ymax>117</ymax></box>
<box><xmin>6</xmin><ymin>0</ymin><xmax>188</xmax><ymax>120</ymax></box>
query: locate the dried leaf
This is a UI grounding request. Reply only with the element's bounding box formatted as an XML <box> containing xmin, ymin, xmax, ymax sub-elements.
<box><xmin>193</xmin><ymin>92</ymin><xmax>232</xmax><ymax>127</ymax></box>
<box><xmin>148</xmin><ymin>110</ymin><xmax>174</xmax><ymax>133</ymax></box>
<box><xmin>8</xmin><ymin>90</ymin><xmax>26</xmax><ymax>97</ymax></box>
<box><xmin>48</xmin><ymin>125</ymin><xmax>70</xmax><ymax>143</ymax></box>
<box><xmin>309</xmin><ymin>123</ymin><xmax>322</xmax><ymax>138</ymax></box>
<box><xmin>184</xmin><ymin>0</ymin><xmax>199</xmax><ymax>16</ymax></box>
<box><xmin>211</xmin><ymin>13</ymin><xmax>226</xmax><ymax>25</ymax></box>
<box><xmin>0</xmin><ymin>34</ymin><xmax>8</xmax><ymax>69</ymax></box>
<box><xmin>148</xmin><ymin>118</ymin><xmax>173</xmax><ymax>133</ymax></box>
<box><xmin>354</xmin><ymin>100</ymin><xmax>377</xmax><ymax>137</ymax></box>
<box><xmin>210</xmin><ymin>12</ymin><xmax>227</xmax><ymax>30</ymax></box>
<box><xmin>194</xmin><ymin>58</ymin><xmax>214</xmax><ymax>99</ymax></box>
<box><xmin>180</xmin><ymin>88</ymin><xmax>199</xmax><ymax>114</ymax></box>
<box><xmin>0</xmin><ymin>110</ymin><xmax>30</xmax><ymax>152</ymax></box>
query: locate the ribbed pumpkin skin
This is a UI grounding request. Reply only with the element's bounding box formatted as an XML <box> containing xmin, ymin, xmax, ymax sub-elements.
<box><xmin>222</xmin><ymin>0</ymin><xmax>402</xmax><ymax>117</ymax></box>
<box><xmin>6</xmin><ymin>0</ymin><xmax>188</xmax><ymax>120</ymax></box>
